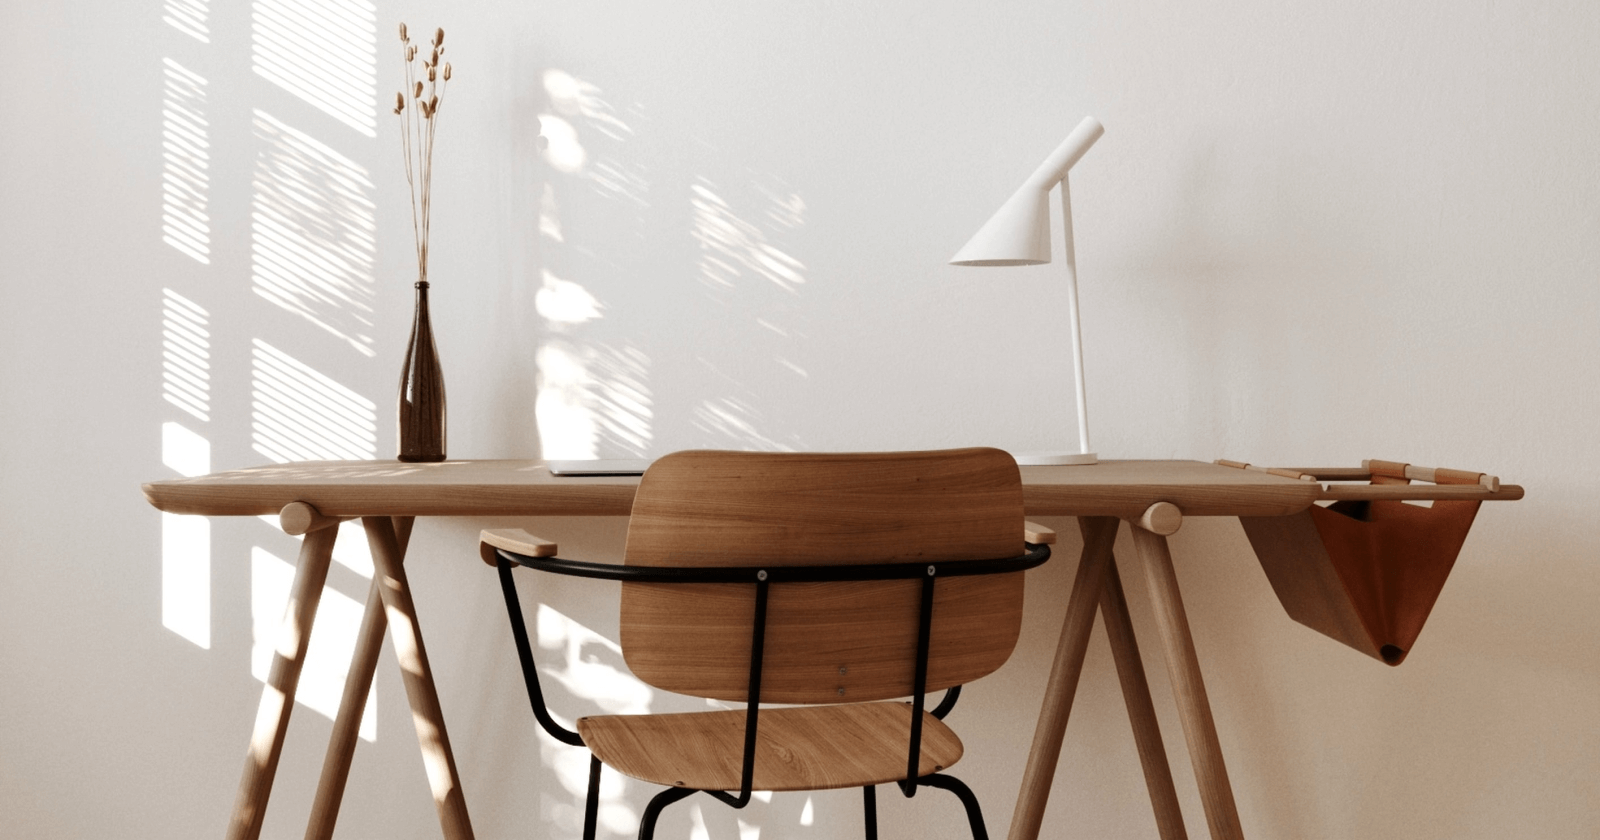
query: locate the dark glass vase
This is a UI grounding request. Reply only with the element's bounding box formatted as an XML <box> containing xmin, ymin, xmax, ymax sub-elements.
<box><xmin>398</xmin><ymin>280</ymin><xmax>446</xmax><ymax>462</ymax></box>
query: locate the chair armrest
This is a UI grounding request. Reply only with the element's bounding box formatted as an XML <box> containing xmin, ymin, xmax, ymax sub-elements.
<box><xmin>1024</xmin><ymin>521</ymin><xmax>1056</xmax><ymax>545</ymax></box>
<box><xmin>480</xmin><ymin>528</ymin><xmax>559</xmax><ymax>567</ymax></box>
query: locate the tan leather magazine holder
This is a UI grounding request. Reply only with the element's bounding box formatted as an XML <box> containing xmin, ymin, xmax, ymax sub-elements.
<box><xmin>1229</xmin><ymin>459</ymin><xmax>1520</xmax><ymax>666</ymax></box>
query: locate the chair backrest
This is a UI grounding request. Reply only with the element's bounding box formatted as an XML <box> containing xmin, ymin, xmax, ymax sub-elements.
<box><xmin>619</xmin><ymin>448</ymin><xmax>1027</xmax><ymax>704</ymax></box>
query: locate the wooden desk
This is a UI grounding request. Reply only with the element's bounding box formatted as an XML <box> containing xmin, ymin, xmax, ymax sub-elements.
<box><xmin>142</xmin><ymin>458</ymin><xmax>1392</xmax><ymax>840</ymax></box>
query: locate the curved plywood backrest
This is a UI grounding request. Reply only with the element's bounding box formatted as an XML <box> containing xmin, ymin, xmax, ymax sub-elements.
<box><xmin>619</xmin><ymin>448</ymin><xmax>1027</xmax><ymax>704</ymax></box>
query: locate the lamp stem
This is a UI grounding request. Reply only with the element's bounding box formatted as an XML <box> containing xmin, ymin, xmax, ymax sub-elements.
<box><xmin>1060</xmin><ymin>175</ymin><xmax>1091</xmax><ymax>456</ymax></box>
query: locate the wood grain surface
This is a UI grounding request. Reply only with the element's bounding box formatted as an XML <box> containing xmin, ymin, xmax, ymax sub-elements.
<box><xmin>143</xmin><ymin>458</ymin><xmax>1326</xmax><ymax>519</ymax></box>
<box><xmin>577</xmin><ymin>701</ymin><xmax>962</xmax><ymax>792</ymax></box>
<box><xmin>619</xmin><ymin>449</ymin><xmax>1026</xmax><ymax>704</ymax></box>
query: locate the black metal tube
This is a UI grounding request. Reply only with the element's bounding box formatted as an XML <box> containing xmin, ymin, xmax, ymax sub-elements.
<box><xmin>736</xmin><ymin>577</ymin><xmax>770</xmax><ymax>805</ymax></box>
<box><xmin>902</xmin><ymin>571</ymin><xmax>937</xmax><ymax>796</ymax></box>
<box><xmin>915</xmin><ymin>773</ymin><xmax>989</xmax><ymax>840</ymax></box>
<box><xmin>863</xmin><ymin>785</ymin><xmax>879</xmax><ymax>840</ymax></box>
<box><xmin>930</xmin><ymin>684</ymin><xmax>962</xmax><ymax>720</ymax></box>
<box><xmin>497</xmin><ymin>543</ymin><xmax>1050</xmax><ymax>585</ymax></box>
<box><xmin>497</xmin><ymin>557</ymin><xmax>584</xmax><ymax>746</ymax></box>
<box><xmin>638</xmin><ymin>786</ymin><xmax>697</xmax><ymax>840</ymax></box>
<box><xmin>582</xmin><ymin>755</ymin><xmax>602</xmax><ymax>840</ymax></box>
<box><xmin>706</xmin><ymin>574</ymin><xmax>769</xmax><ymax>810</ymax></box>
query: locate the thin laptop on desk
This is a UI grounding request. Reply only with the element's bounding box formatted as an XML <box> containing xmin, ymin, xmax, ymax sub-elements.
<box><xmin>547</xmin><ymin>459</ymin><xmax>655</xmax><ymax>476</ymax></box>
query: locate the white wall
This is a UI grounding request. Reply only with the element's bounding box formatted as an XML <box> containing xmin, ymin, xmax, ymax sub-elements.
<box><xmin>4</xmin><ymin>1</ymin><xmax>1597</xmax><ymax>838</ymax></box>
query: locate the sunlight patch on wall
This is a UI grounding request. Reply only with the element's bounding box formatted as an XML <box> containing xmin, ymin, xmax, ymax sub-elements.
<box><xmin>690</xmin><ymin>180</ymin><xmax>807</xmax><ymax>293</ymax></box>
<box><xmin>536</xmin><ymin>270</ymin><xmax>604</xmax><ymax>325</ymax></box>
<box><xmin>164</xmin><ymin>0</ymin><xmax>210</xmax><ymax>42</ymax></box>
<box><xmin>162</xmin><ymin>512</ymin><xmax>210</xmax><ymax>648</ymax></box>
<box><xmin>162</xmin><ymin>289</ymin><xmax>211</xmax><ymax>421</ymax></box>
<box><xmin>251</xmin><ymin>109</ymin><xmax>377</xmax><ymax>356</ymax></box>
<box><xmin>252</xmin><ymin>547</ymin><xmax>377</xmax><ymax>740</ymax></box>
<box><xmin>537</xmin><ymin>115</ymin><xmax>586</xmax><ymax>174</ymax></box>
<box><xmin>251</xmin><ymin>339</ymin><xmax>376</xmax><ymax>462</ymax></box>
<box><xmin>252</xmin><ymin>0</ymin><xmax>377</xmax><ymax>136</ymax></box>
<box><xmin>162</xmin><ymin>59</ymin><xmax>211</xmax><ymax>264</ymax></box>
<box><xmin>162</xmin><ymin>421</ymin><xmax>211</xmax><ymax>477</ymax></box>
<box><xmin>535</xmin><ymin>342</ymin><xmax>653</xmax><ymax>459</ymax></box>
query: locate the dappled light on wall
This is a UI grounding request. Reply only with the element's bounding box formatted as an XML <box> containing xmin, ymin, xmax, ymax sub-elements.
<box><xmin>250</xmin><ymin>339</ymin><xmax>376</xmax><ymax>463</ymax></box>
<box><xmin>537</xmin><ymin>115</ymin><xmax>586</xmax><ymax>174</ymax></box>
<box><xmin>162</xmin><ymin>59</ymin><xmax>211</xmax><ymax>264</ymax></box>
<box><xmin>690</xmin><ymin>180</ymin><xmax>807</xmax><ymax>293</ymax></box>
<box><xmin>536</xmin><ymin>604</ymin><xmax>649</xmax><ymax>835</ymax></box>
<box><xmin>694</xmin><ymin>396</ymin><xmax>794</xmax><ymax>452</ymax></box>
<box><xmin>251</xmin><ymin>110</ymin><xmax>378</xmax><ymax>357</ymax></box>
<box><xmin>536</xmin><ymin>270</ymin><xmax>604</xmax><ymax>325</ymax></box>
<box><xmin>251</xmin><ymin>0</ymin><xmax>378</xmax><ymax>137</ymax></box>
<box><xmin>252</xmin><ymin>545</ymin><xmax>377</xmax><ymax>739</ymax></box>
<box><xmin>536</xmin><ymin>342</ymin><xmax>653</xmax><ymax>459</ymax></box>
<box><xmin>164</xmin><ymin>0</ymin><xmax>209</xmax><ymax>43</ymax></box>
<box><xmin>161</xmin><ymin>291</ymin><xmax>213</xmax><ymax>649</ymax></box>
<box><xmin>162</xmin><ymin>289</ymin><xmax>210</xmax><ymax>421</ymax></box>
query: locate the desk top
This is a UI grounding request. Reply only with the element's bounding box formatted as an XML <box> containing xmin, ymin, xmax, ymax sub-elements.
<box><xmin>143</xmin><ymin>459</ymin><xmax>1323</xmax><ymax>519</ymax></box>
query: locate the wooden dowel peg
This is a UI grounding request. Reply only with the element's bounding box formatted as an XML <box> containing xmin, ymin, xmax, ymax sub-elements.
<box><xmin>1024</xmin><ymin>521</ymin><xmax>1057</xmax><ymax>544</ymax></box>
<box><xmin>280</xmin><ymin>502</ymin><xmax>352</xmax><ymax>536</ymax></box>
<box><xmin>1135</xmin><ymin>502</ymin><xmax>1182</xmax><ymax>536</ymax></box>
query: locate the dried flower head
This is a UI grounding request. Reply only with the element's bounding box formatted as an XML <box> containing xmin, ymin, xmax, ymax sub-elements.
<box><xmin>428</xmin><ymin>95</ymin><xmax>439</xmax><ymax>114</ymax></box>
<box><xmin>414</xmin><ymin>81</ymin><xmax>423</xmax><ymax>98</ymax></box>
<box><xmin>442</xmin><ymin>63</ymin><xmax>452</xmax><ymax>81</ymax></box>
<box><xmin>427</xmin><ymin>66</ymin><xmax>436</xmax><ymax>82</ymax></box>
<box><xmin>433</xmin><ymin>28</ymin><xmax>445</xmax><ymax>47</ymax></box>
<box><xmin>394</xmin><ymin>91</ymin><xmax>404</xmax><ymax>113</ymax></box>
<box><xmin>398</xmin><ymin>22</ymin><xmax>407</xmax><ymax>41</ymax></box>
<box><xmin>407</xmin><ymin>45</ymin><xmax>417</xmax><ymax>61</ymax></box>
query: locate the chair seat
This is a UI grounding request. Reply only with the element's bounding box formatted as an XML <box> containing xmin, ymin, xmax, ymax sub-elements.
<box><xmin>576</xmin><ymin>701</ymin><xmax>963</xmax><ymax>792</ymax></box>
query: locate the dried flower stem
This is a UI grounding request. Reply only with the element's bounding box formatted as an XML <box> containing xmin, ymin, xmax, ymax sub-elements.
<box><xmin>396</xmin><ymin>23</ymin><xmax>449</xmax><ymax>284</ymax></box>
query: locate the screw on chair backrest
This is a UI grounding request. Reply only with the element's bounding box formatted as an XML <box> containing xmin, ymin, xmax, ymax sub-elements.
<box><xmin>619</xmin><ymin>447</ymin><xmax>1028</xmax><ymax>704</ymax></box>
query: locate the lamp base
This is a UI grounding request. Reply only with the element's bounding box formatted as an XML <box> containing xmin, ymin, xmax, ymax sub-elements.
<box><xmin>1010</xmin><ymin>451</ymin><xmax>1098</xmax><ymax>466</ymax></box>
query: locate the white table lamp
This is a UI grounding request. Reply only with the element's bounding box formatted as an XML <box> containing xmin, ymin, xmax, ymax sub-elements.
<box><xmin>951</xmin><ymin>115</ymin><xmax>1104</xmax><ymax>466</ymax></box>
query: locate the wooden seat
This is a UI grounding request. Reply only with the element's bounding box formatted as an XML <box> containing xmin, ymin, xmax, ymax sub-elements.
<box><xmin>486</xmin><ymin>447</ymin><xmax>1054</xmax><ymax>840</ymax></box>
<box><xmin>577</xmin><ymin>702</ymin><xmax>962</xmax><ymax>792</ymax></box>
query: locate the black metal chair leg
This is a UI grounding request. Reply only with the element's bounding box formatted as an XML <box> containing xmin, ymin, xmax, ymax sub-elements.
<box><xmin>583</xmin><ymin>755</ymin><xmax>602</xmax><ymax>840</ymax></box>
<box><xmin>639</xmin><ymin>786</ymin><xmax>698</xmax><ymax>840</ymax></box>
<box><xmin>914</xmin><ymin>774</ymin><xmax>989</xmax><ymax>840</ymax></box>
<box><xmin>863</xmin><ymin>785</ymin><xmax>879</xmax><ymax>840</ymax></box>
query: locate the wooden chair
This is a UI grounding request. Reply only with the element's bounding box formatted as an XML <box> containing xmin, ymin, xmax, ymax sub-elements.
<box><xmin>481</xmin><ymin>448</ymin><xmax>1054</xmax><ymax>840</ymax></box>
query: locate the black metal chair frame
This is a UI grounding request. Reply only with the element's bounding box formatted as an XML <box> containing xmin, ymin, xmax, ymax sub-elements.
<box><xmin>494</xmin><ymin>541</ymin><xmax>1051</xmax><ymax>840</ymax></box>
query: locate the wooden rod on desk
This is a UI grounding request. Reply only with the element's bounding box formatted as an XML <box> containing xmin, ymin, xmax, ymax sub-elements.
<box><xmin>1100</xmin><ymin>553</ymin><xmax>1189</xmax><ymax>840</ymax></box>
<box><xmin>225</xmin><ymin>523</ymin><xmax>339</xmax><ymax>840</ymax></box>
<box><xmin>305</xmin><ymin>516</ymin><xmax>415</xmax><ymax>840</ymax></box>
<box><xmin>1007</xmin><ymin>516</ymin><xmax>1119</xmax><ymax>840</ymax></box>
<box><xmin>279</xmin><ymin>501</ymin><xmax>352</xmax><ymax>536</ymax></box>
<box><xmin>363</xmin><ymin>516</ymin><xmax>475</xmax><ymax>840</ymax></box>
<box><xmin>1131</xmin><ymin>525</ymin><xmax>1246</xmax><ymax>840</ymax></box>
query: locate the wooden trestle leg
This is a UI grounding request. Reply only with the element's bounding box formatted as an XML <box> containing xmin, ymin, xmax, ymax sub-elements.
<box><xmin>225</xmin><ymin>520</ymin><xmax>340</xmax><ymax>840</ymax></box>
<box><xmin>1007</xmin><ymin>516</ymin><xmax>1119</xmax><ymax>840</ymax></box>
<box><xmin>304</xmin><ymin>517</ymin><xmax>415</xmax><ymax>840</ymax></box>
<box><xmin>362</xmin><ymin>516</ymin><xmax>475</xmax><ymax>840</ymax></box>
<box><xmin>1099</xmin><ymin>553</ymin><xmax>1189</xmax><ymax>840</ymax></box>
<box><xmin>1130</xmin><ymin>525</ymin><xmax>1246</xmax><ymax>840</ymax></box>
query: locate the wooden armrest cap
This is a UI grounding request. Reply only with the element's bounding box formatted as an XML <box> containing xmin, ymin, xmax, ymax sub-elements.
<box><xmin>480</xmin><ymin>528</ymin><xmax>558</xmax><ymax>566</ymax></box>
<box><xmin>1024</xmin><ymin>521</ymin><xmax>1057</xmax><ymax>545</ymax></box>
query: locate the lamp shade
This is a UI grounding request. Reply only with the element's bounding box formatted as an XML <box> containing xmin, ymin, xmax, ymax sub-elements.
<box><xmin>949</xmin><ymin>116</ymin><xmax>1105</xmax><ymax>266</ymax></box>
<box><xmin>949</xmin><ymin>188</ymin><xmax>1052</xmax><ymax>265</ymax></box>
